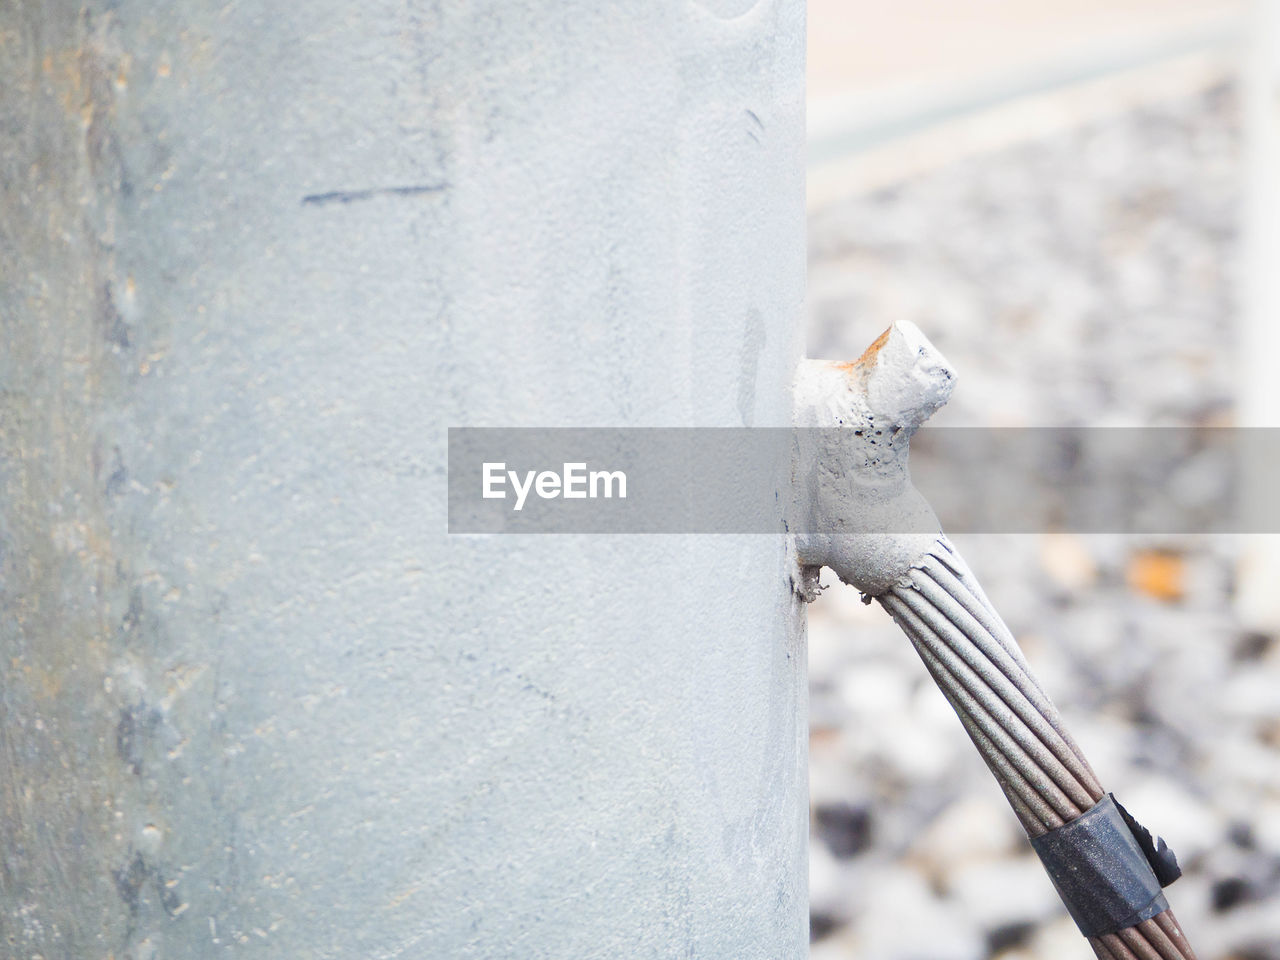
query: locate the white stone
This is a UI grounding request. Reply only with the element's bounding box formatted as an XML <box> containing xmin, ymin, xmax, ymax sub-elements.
<box><xmin>856</xmin><ymin>865</ymin><xmax>984</xmax><ymax>960</ymax></box>
<box><xmin>949</xmin><ymin>856</ymin><xmax>1062</xmax><ymax>929</ymax></box>
<box><xmin>907</xmin><ymin>796</ymin><xmax>1021</xmax><ymax>871</ymax></box>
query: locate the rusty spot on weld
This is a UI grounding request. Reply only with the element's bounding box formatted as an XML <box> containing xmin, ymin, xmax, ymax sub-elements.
<box><xmin>855</xmin><ymin>326</ymin><xmax>893</xmax><ymax>366</ymax></box>
<box><xmin>834</xmin><ymin>326</ymin><xmax>892</xmax><ymax>375</ymax></box>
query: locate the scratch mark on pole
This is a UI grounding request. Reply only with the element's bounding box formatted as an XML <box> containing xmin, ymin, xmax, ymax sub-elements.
<box><xmin>301</xmin><ymin>184</ymin><xmax>448</xmax><ymax>206</ymax></box>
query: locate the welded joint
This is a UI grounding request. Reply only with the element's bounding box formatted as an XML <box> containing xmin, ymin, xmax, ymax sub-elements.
<box><xmin>791</xmin><ymin>320</ymin><xmax>955</xmax><ymax>600</ymax></box>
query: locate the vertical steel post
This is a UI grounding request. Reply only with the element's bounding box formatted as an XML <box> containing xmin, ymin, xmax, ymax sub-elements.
<box><xmin>1238</xmin><ymin>0</ymin><xmax>1280</xmax><ymax>629</ymax></box>
<box><xmin>0</xmin><ymin>2</ymin><xmax>808</xmax><ymax>957</ymax></box>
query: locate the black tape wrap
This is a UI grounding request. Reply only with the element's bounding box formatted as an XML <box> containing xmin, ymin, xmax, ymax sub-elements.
<box><xmin>1030</xmin><ymin>794</ymin><xmax>1182</xmax><ymax>938</ymax></box>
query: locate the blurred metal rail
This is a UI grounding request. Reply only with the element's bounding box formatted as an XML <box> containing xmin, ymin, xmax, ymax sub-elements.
<box><xmin>808</xmin><ymin>12</ymin><xmax>1244</xmax><ymax>169</ymax></box>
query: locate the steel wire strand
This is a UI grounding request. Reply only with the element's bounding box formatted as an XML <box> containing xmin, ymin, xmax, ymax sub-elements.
<box><xmin>912</xmin><ymin>559</ymin><xmax>1100</xmax><ymax>780</ymax></box>
<box><xmin>1132</xmin><ymin>917</ymin><xmax>1187</xmax><ymax>960</ymax></box>
<box><xmin>880</xmin><ymin>593</ymin><xmax>1087</xmax><ymax>825</ymax></box>
<box><xmin>922</xmin><ymin>543</ymin><xmax>1043</xmax><ymax>680</ymax></box>
<box><xmin>1154</xmin><ymin>912</ymin><xmax>1196</xmax><ymax>956</ymax></box>
<box><xmin>1118</xmin><ymin>923</ymin><xmax>1180</xmax><ymax>960</ymax></box>
<box><xmin>874</xmin><ymin>537</ymin><xmax>1197</xmax><ymax>960</ymax></box>
<box><xmin>878</xmin><ymin>603</ymin><xmax>1062</xmax><ymax>833</ymax></box>
<box><xmin>1089</xmin><ymin>917</ymin><xmax>1186</xmax><ymax>960</ymax></box>
<box><xmin>894</xmin><ymin>575</ymin><xmax>1101</xmax><ymax>800</ymax></box>
<box><xmin>940</xmin><ymin>679</ymin><xmax>1066</xmax><ymax>834</ymax></box>
<box><xmin>881</xmin><ymin>593</ymin><xmax>1061</xmax><ymax>831</ymax></box>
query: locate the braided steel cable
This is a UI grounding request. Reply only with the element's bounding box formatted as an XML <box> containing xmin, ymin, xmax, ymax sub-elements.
<box><xmin>876</xmin><ymin>537</ymin><xmax>1198</xmax><ymax>960</ymax></box>
<box><xmin>793</xmin><ymin>327</ymin><xmax>1195</xmax><ymax>956</ymax></box>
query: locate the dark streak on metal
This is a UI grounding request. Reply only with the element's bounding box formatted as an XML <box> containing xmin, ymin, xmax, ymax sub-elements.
<box><xmin>301</xmin><ymin>183</ymin><xmax>448</xmax><ymax>206</ymax></box>
<box><xmin>114</xmin><ymin>852</ymin><xmax>147</xmax><ymax>917</ymax></box>
<box><xmin>115</xmin><ymin>703</ymin><xmax>161</xmax><ymax>776</ymax></box>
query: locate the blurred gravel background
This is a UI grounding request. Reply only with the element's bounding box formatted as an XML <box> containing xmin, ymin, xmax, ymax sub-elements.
<box><xmin>805</xmin><ymin>77</ymin><xmax>1280</xmax><ymax>960</ymax></box>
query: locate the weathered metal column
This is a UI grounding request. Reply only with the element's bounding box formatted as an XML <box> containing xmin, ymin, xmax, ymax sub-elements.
<box><xmin>0</xmin><ymin>2</ymin><xmax>808</xmax><ymax>958</ymax></box>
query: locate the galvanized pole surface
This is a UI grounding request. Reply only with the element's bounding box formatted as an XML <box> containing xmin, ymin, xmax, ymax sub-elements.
<box><xmin>0</xmin><ymin>3</ymin><xmax>808</xmax><ymax>958</ymax></box>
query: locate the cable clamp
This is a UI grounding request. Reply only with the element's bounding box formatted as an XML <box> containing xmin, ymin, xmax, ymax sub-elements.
<box><xmin>1029</xmin><ymin>793</ymin><xmax>1182</xmax><ymax>937</ymax></box>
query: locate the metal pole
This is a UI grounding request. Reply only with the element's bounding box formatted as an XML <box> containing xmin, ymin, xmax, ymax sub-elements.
<box><xmin>0</xmin><ymin>2</ymin><xmax>808</xmax><ymax>957</ymax></box>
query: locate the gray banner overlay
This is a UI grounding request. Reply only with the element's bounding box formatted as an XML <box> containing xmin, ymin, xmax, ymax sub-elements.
<box><xmin>449</xmin><ymin>428</ymin><xmax>1280</xmax><ymax>533</ymax></box>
